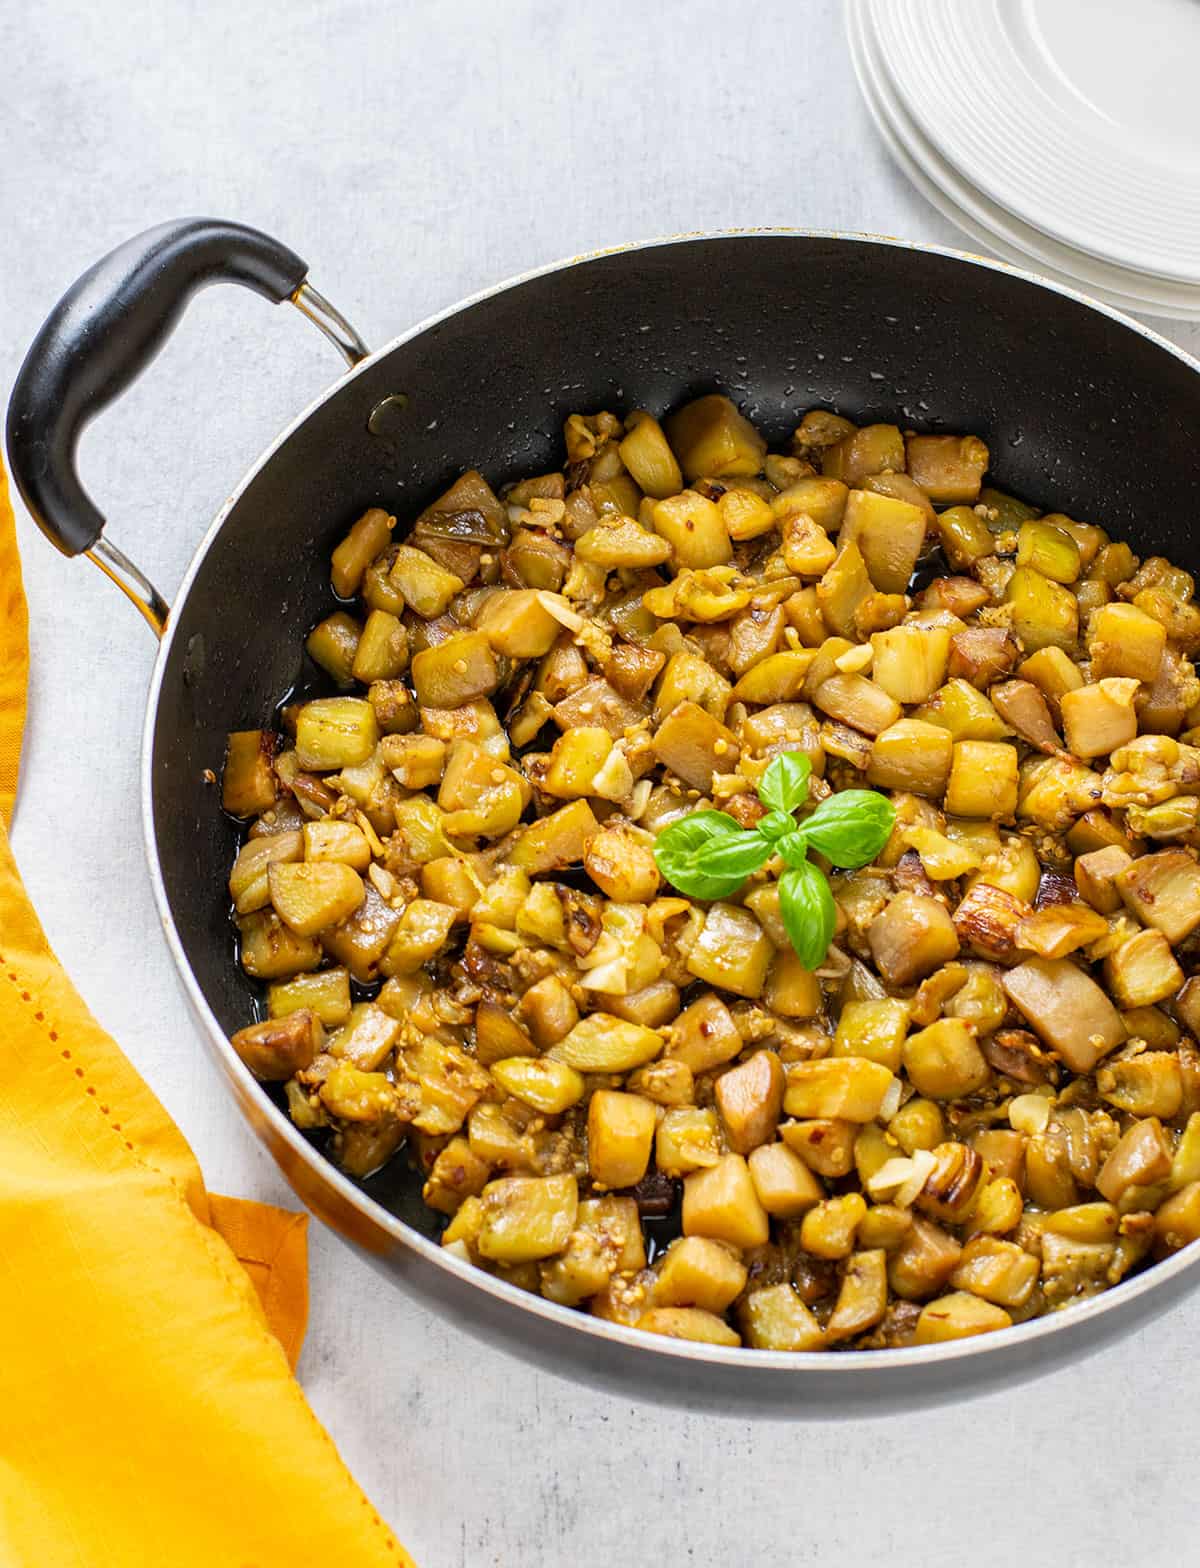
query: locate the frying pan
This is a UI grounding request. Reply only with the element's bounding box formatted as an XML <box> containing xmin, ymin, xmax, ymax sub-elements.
<box><xmin>8</xmin><ymin>219</ymin><xmax>1200</xmax><ymax>1413</ymax></box>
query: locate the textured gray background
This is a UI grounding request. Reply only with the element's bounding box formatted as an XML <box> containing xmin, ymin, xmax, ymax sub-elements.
<box><xmin>3</xmin><ymin>2</ymin><xmax>1198</xmax><ymax>1564</ymax></box>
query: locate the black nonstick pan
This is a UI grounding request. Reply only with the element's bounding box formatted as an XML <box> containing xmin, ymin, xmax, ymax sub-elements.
<box><xmin>8</xmin><ymin>219</ymin><xmax>1200</xmax><ymax>1411</ymax></box>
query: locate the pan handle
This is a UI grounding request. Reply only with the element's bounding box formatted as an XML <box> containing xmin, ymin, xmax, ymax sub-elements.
<box><xmin>5</xmin><ymin>217</ymin><xmax>369</xmax><ymax>635</ymax></box>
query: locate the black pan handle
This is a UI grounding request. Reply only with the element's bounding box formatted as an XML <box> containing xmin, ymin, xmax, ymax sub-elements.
<box><xmin>5</xmin><ymin>217</ymin><xmax>369</xmax><ymax>632</ymax></box>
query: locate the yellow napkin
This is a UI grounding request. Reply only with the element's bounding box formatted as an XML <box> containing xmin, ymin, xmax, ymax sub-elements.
<box><xmin>0</xmin><ymin>459</ymin><xmax>26</xmax><ymax>827</ymax></box>
<box><xmin>0</xmin><ymin>462</ymin><xmax>414</xmax><ymax>1567</ymax></box>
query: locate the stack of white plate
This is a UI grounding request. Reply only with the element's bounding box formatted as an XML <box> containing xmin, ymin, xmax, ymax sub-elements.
<box><xmin>847</xmin><ymin>0</ymin><xmax>1200</xmax><ymax>320</ymax></box>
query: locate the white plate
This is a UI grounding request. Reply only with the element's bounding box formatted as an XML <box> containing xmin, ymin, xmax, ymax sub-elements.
<box><xmin>867</xmin><ymin>0</ymin><xmax>1200</xmax><ymax>286</ymax></box>
<box><xmin>850</xmin><ymin>0</ymin><xmax>1200</xmax><ymax>317</ymax></box>
<box><xmin>847</xmin><ymin>0</ymin><xmax>1200</xmax><ymax>321</ymax></box>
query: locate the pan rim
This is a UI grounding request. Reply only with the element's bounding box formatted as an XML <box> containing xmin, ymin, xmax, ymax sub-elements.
<box><xmin>141</xmin><ymin>226</ymin><xmax>1200</xmax><ymax>1380</ymax></box>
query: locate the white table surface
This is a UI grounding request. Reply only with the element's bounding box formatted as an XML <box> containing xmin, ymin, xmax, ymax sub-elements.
<box><xmin>4</xmin><ymin>3</ymin><xmax>1198</xmax><ymax>1563</ymax></box>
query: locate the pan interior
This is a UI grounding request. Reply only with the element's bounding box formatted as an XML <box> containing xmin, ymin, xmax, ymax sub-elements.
<box><xmin>149</xmin><ymin>234</ymin><xmax>1200</xmax><ymax>1230</ymax></box>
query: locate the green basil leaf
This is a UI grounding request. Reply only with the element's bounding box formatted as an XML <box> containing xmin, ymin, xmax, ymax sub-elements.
<box><xmin>695</xmin><ymin>830</ymin><xmax>774</xmax><ymax>884</ymax></box>
<box><xmin>799</xmin><ymin>789</ymin><xmax>896</xmax><ymax>869</ymax></box>
<box><xmin>758</xmin><ymin>810</ymin><xmax>795</xmax><ymax>843</ymax></box>
<box><xmin>778</xmin><ymin>861</ymin><xmax>837</xmax><ymax>971</ymax></box>
<box><xmin>775</xmin><ymin>830</ymin><xmax>810</xmax><ymax>869</ymax></box>
<box><xmin>653</xmin><ymin>811</ymin><xmax>771</xmax><ymax>900</ymax></box>
<box><xmin>757</xmin><ymin>749</ymin><xmax>812</xmax><ymax>815</ymax></box>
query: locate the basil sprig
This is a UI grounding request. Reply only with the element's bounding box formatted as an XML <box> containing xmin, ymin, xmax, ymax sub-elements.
<box><xmin>652</xmin><ymin>751</ymin><xmax>895</xmax><ymax>970</ymax></box>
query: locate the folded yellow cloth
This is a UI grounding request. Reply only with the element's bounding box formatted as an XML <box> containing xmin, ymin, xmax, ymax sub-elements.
<box><xmin>0</xmin><ymin>461</ymin><xmax>26</xmax><ymax>829</ymax></box>
<box><xmin>0</xmin><ymin>463</ymin><xmax>414</xmax><ymax>1566</ymax></box>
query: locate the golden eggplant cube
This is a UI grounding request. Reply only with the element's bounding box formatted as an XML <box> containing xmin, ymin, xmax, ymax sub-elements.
<box><xmin>268</xmin><ymin>861</ymin><xmax>366</xmax><ymax>937</ymax></box>
<box><xmin>411</xmin><ymin>631</ymin><xmax>501</xmax><ymax>709</ymax></box>
<box><xmin>476</xmin><ymin>1174</ymin><xmax>579</xmax><ymax>1264</ymax></box>
<box><xmin>1002</xmin><ymin>956</ymin><xmax>1125</xmax><ymax>1073</ymax></box>
<box><xmin>230</xmin><ymin>1010</ymin><xmax>324</xmax><ymax>1081</ymax></box>
<box><xmin>475</xmin><ymin>589</ymin><xmax>563</xmax><ymax>658</ymax></box>
<box><xmin>650</xmin><ymin>489</ymin><xmax>733</xmax><ymax>570</ymax></box>
<box><xmin>618</xmin><ymin>411</ymin><xmax>683</xmax><ymax>498</ymax></box>
<box><xmin>380</xmin><ymin>898</ymin><xmax>457</xmax><ymax>976</ymax></box>
<box><xmin>387</xmin><ymin>544</ymin><xmax>464</xmax><ymax>617</ymax></box>
<box><xmin>330</xmin><ymin>507</ymin><xmax>394</xmax><ymax>597</ymax></box>
<box><xmin>1103</xmin><ymin>929</ymin><xmax>1184</xmax><ymax>1009</ymax></box>
<box><xmin>685</xmin><ymin>903</ymin><xmax>772</xmax><ymax>999</ymax></box>
<box><xmin>491</xmin><ymin>1057</ymin><xmax>585</xmax><ymax>1116</ymax></box>
<box><xmin>871</xmin><ymin>625</ymin><xmax>951</xmax><ymax>705</ymax></box>
<box><xmin>587</xmin><ymin>1090</ymin><xmax>658</xmax><ymax>1188</ymax></box>
<box><xmin>1087</xmin><ymin>601</ymin><xmax>1166</xmax><ymax>682</ymax></box>
<box><xmin>905</xmin><ymin>434</ymin><xmax>988</xmax><ymax>503</ymax></box>
<box><xmin>783</xmin><ymin>1058</ymin><xmax>894</xmax><ymax>1122</ymax></box>
<box><xmin>1004</xmin><ymin>567</ymin><xmax>1078</xmax><ymax>655</ymax></box>
<box><xmin>867</xmin><ymin>719</ymin><xmax>953</xmax><ymax>798</ymax></box>
<box><xmin>222</xmin><ymin>730</ymin><xmax>279</xmax><ymax>818</ymax></box>
<box><xmin>714</xmin><ymin>1050</ymin><xmax>785</xmax><ymax>1154</ymax></box>
<box><xmin>237</xmin><ymin>909</ymin><xmax>323</xmax><ymax>980</ymax></box>
<box><xmin>913</xmin><ymin>1292</ymin><xmax>1011</xmax><ymax>1344</ymax></box>
<box><xmin>738</xmin><ymin>1284</ymin><xmax>825</xmax><ymax>1350</ymax></box>
<box><xmin>822</xmin><ymin>424</ymin><xmax>906</xmax><ymax>486</ymax></box>
<box><xmin>682</xmin><ymin>1153</ymin><xmax>770</xmax><ymax>1249</ymax></box>
<box><xmin>834</xmin><ymin>999</ymin><xmax>909</xmax><ymax>1073</ymax></box>
<box><xmin>916</xmin><ymin>678</ymin><xmax>1010</xmax><ymax>742</ymax></box>
<box><xmin>1116</xmin><ymin>849</ymin><xmax>1200</xmax><ymax>943</ymax></box>
<box><xmin>267</xmin><ymin>967</ymin><xmax>352</xmax><ymax>1027</ymax></box>
<box><xmin>838</xmin><ymin>488</ymin><xmax>927</xmax><ymax>593</ymax></box>
<box><xmin>549</xmin><ymin>1012</ymin><xmax>663</xmax><ymax>1072</ymax></box>
<box><xmin>945</xmin><ymin>740</ymin><xmax>1019</xmax><ymax>819</ymax></box>
<box><xmin>351</xmin><ymin>609</ymin><xmax>409</xmax><ymax>684</ymax></box>
<box><xmin>651</xmin><ymin>701</ymin><xmax>740</xmax><ymax>791</ymax></box>
<box><xmin>306</xmin><ymin>611</ymin><xmax>361</xmax><ymax>686</ymax></box>
<box><xmin>868</xmin><ymin>891</ymin><xmax>960</xmax><ymax>986</ymax></box>
<box><xmin>665</xmin><ymin>393</ymin><xmax>766</xmax><ymax>482</ymax></box>
<box><xmin>294</xmin><ymin>697</ymin><xmax>380</xmax><ymax>771</ymax></box>
<box><xmin>651</xmin><ymin>1236</ymin><xmax>748</xmax><ymax>1314</ymax></box>
<box><xmin>509</xmin><ymin>800</ymin><xmax>599</xmax><ymax>873</ymax></box>
<box><xmin>228</xmin><ymin>829</ymin><xmax>303</xmax><ymax>914</ymax></box>
<box><xmin>1060</xmin><ymin>679</ymin><xmax>1139</xmax><ymax>760</ymax></box>
<box><xmin>901</xmin><ymin>1019</ymin><xmax>989</xmax><ymax>1100</ymax></box>
<box><xmin>1016</xmin><ymin>520</ymin><xmax>1080</xmax><ymax>584</ymax></box>
<box><xmin>746</xmin><ymin>1142</ymin><xmax>824</xmax><ymax>1218</ymax></box>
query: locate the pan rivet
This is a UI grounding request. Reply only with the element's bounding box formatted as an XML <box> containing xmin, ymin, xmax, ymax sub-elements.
<box><xmin>368</xmin><ymin>393</ymin><xmax>410</xmax><ymax>436</ymax></box>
